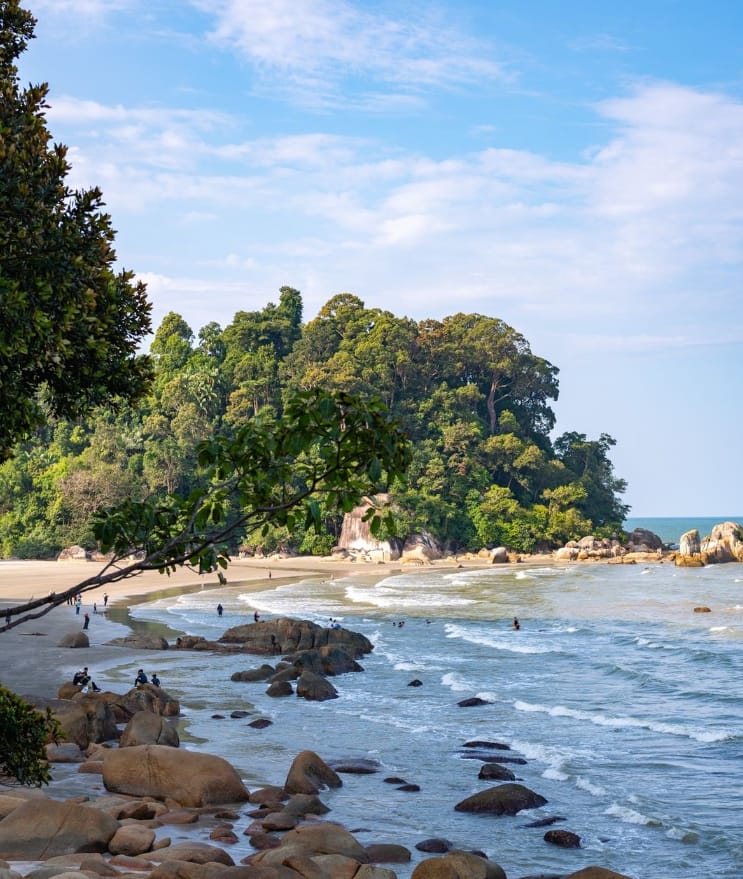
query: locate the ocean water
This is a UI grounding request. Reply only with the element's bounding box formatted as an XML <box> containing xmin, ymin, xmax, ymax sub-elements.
<box><xmin>96</xmin><ymin>562</ymin><xmax>743</xmax><ymax>879</ymax></box>
<box><xmin>624</xmin><ymin>516</ymin><xmax>743</xmax><ymax>545</ymax></box>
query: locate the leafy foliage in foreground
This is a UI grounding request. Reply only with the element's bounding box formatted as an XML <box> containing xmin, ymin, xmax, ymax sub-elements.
<box><xmin>0</xmin><ymin>682</ymin><xmax>58</xmax><ymax>786</ymax></box>
<box><xmin>0</xmin><ymin>0</ymin><xmax>152</xmax><ymax>460</ymax></box>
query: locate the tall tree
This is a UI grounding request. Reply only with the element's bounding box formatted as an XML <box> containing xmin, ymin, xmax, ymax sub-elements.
<box><xmin>0</xmin><ymin>1</ymin><xmax>152</xmax><ymax>459</ymax></box>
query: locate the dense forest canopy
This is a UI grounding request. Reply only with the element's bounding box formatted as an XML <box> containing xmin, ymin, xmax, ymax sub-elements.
<box><xmin>0</xmin><ymin>290</ymin><xmax>628</xmax><ymax>558</ymax></box>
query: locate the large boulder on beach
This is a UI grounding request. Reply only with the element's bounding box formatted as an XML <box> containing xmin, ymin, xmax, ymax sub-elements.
<box><xmin>562</xmin><ymin>869</ymin><xmax>634</xmax><ymax>879</ymax></box>
<box><xmin>219</xmin><ymin>617</ymin><xmax>373</xmax><ymax>657</ymax></box>
<box><xmin>701</xmin><ymin>521</ymin><xmax>743</xmax><ymax>563</ymax></box>
<box><xmin>0</xmin><ymin>798</ymin><xmax>119</xmax><ymax>859</ymax></box>
<box><xmin>29</xmin><ymin>696</ymin><xmax>118</xmax><ymax>748</ymax></box>
<box><xmin>108</xmin><ymin>824</ymin><xmax>157</xmax><ymax>856</ymax></box>
<box><xmin>146</xmin><ymin>841</ymin><xmax>235</xmax><ymax>866</ymax></box>
<box><xmin>402</xmin><ymin>532</ymin><xmax>442</xmax><ymax>564</ymax></box>
<box><xmin>454</xmin><ymin>783</ymin><xmax>547</xmax><ymax>815</ymax></box>
<box><xmin>284</xmin><ymin>750</ymin><xmax>342</xmax><ymax>794</ymax></box>
<box><xmin>411</xmin><ymin>851</ymin><xmax>506</xmax><ymax>879</ymax></box>
<box><xmin>107</xmin><ymin>634</ymin><xmax>170</xmax><ymax>650</ymax></box>
<box><xmin>296</xmin><ymin>671</ymin><xmax>338</xmax><ymax>701</ymax></box>
<box><xmin>279</xmin><ymin>822</ymin><xmax>369</xmax><ymax>861</ymax></box>
<box><xmin>102</xmin><ymin>745</ymin><xmax>250</xmax><ymax>807</ymax></box>
<box><xmin>115</xmin><ymin>685</ymin><xmax>180</xmax><ymax>718</ymax></box>
<box><xmin>627</xmin><ymin>528</ymin><xmax>663</xmax><ymax>552</ymax></box>
<box><xmin>119</xmin><ymin>712</ymin><xmax>179</xmax><ymax>748</ymax></box>
<box><xmin>57</xmin><ymin>632</ymin><xmax>90</xmax><ymax>648</ymax></box>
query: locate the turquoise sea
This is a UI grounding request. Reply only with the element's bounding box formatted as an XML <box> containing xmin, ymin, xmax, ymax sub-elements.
<box><xmin>624</xmin><ymin>516</ymin><xmax>743</xmax><ymax>545</ymax></box>
<box><xmin>73</xmin><ymin>557</ymin><xmax>743</xmax><ymax>879</ymax></box>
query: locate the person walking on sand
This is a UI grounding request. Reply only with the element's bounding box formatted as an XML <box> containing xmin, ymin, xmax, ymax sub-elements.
<box><xmin>83</xmin><ymin>612</ymin><xmax>90</xmax><ymax>630</ymax></box>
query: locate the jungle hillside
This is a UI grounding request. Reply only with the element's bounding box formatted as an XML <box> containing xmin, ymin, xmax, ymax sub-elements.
<box><xmin>0</xmin><ymin>290</ymin><xmax>629</xmax><ymax>559</ymax></box>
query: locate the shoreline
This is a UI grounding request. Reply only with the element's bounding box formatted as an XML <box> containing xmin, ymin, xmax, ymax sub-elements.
<box><xmin>0</xmin><ymin>556</ymin><xmax>455</xmax><ymax>698</ymax></box>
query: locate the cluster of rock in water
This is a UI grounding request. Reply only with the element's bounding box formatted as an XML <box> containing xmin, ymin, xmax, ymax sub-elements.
<box><xmin>1</xmin><ymin>617</ymin><xmax>637</xmax><ymax>879</ymax></box>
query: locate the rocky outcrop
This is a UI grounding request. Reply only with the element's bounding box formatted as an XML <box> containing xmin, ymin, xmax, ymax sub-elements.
<box><xmin>107</xmin><ymin>634</ymin><xmax>169</xmax><ymax>650</ymax></box>
<box><xmin>490</xmin><ymin>546</ymin><xmax>509</xmax><ymax>564</ymax></box>
<box><xmin>102</xmin><ymin>745</ymin><xmax>250</xmax><ymax>807</ymax></box>
<box><xmin>454</xmin><ymin>782</ymin><xmax>547</xmax><ymax>815</ymax></box>
<box><xmin>0</xmin><ymin>798</ymin><xmax>119</xmax><ymax>858</ymax></box>
<box><xmin>119</xmin><ymin>712</ymin><xmax>180</xmax><ymax>748</ymax></box>
<box><xmin>57</xmin><ymin>632</ymin><xmax>90</xmax><ymax>648</ymax></box>
<box><xmin>562</xmin><ymin>869</ymin><xmax>634</xmax><ymax>879</ymax></box>
<box><xmin>679</xmin><ymin>529</ymin><xmax>701</xmax><ymax>556</ymax></box>
<box><xmin>57</xmin><ymin>545</ymin><xmax>90</xmax><ymax>561</ymax></box>
<box><xmin>401</xmin><ymin>532</ymin><xmax>442</xmax><ymax>564</ymax></box>
<box><xmin>701</xmin><ymin>521</ymin><xmax>743</xmax><ymax>563</ymax></box>
<box><xmin>337</xmin><ymin>495</ymin><xmax>402</xmax><ymax>561</ymax></box>
<box><xmin>30</xmin><ymin>695</ymin><xmax>119</xmax><ymax>748</ymax></box>
<box><xmin>284</xmin><ymin>750</ymin><xmax>342</xmax><ymax>794</ymax></box>
<box><xmin>295</xmin><ymin>670</ymin><xmax>338</xmax><ymax>701</ymax></box>
<box><xmin>219</xmin><ymin>617</ymin><xmax>373</xmax><ymax>657</ymax></box>
<box><xmin>116</xmin><ymin>684</ymin><xmax>181</xmax><ymax>718</ymax></box>
<box><xmin>626</xmin><ymin>528</ymin><xmax>663</xmax><ymax>552</ymax></box>
<box><xmin>412</xmin><ymin>850</ymin><xmax>506</xmax><ymax>879</ymax></box>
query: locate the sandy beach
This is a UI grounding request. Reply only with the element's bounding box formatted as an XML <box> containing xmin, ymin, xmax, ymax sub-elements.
<box><xmin>0</xmin><ymin>556</ymin><xmax>410</xmax><ymax>697</ymax></box>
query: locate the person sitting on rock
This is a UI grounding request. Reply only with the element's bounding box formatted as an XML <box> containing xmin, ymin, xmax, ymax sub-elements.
<box><xmin>134</xmin><ymin>669</ymin><xmax>148</xmax><ymax>687</ymax></box>
<box><xmin>73</xmin><ymin>667</ymin><xmax>90</xmax><ymax>686</ymax></box>
<box><xmin>74</xmin><ymin>667</ymin><xmax>101</xmax><ymax>691</ymax></box>
<box><xmin>151</xmin><ymin>672</ymin><xmax>161</xmax><ymax>687</ymax></box>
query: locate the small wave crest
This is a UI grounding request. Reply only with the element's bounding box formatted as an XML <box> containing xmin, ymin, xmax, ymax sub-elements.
<box><xmin>605</xmin><ymin>802</ymin><xmax>662</xmax><ymax>827</ymax></box>
<box><xmin>444</xmin><ymin>622</ymin><xmax>553</xmax><ymax>654</ymax></box>
<box><xmin>513</xmin><ymin>700</ymin><xmax>733</xmax><ymax>743</ymax></box>
<box><xmin>441</xmin><ymin>671</ymin><xmax>473</xmax><ymax>692</ymax></box>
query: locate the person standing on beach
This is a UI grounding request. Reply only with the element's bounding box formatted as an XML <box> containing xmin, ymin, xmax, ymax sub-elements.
<box><xmin>103</xmin><ymin>593</ymin><xmax>108</xmax><ymax>608</ymax></box>
<box><xmin>83</xmin><ymin>612</ymin><xmax>90</xmax><ymax>629</ymax></box>
<box><xmin>217</xmin><ymin>603</ymin><xmax>223</xmax><ymax>617</ymax></box>
<box><xmin>75</xmin><ymin>596</ymin><xmax>81</xmax><ymax>615</ymax></box>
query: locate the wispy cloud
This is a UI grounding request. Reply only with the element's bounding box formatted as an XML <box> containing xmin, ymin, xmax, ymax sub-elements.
<box><xmin>191</xmin><ymin>0</ymin><xmax>509</xmax><ymax>108</ymax></box>
<box><xmin>50</xmin><ymin>81</ymin><xmax>743</xmax><ymax>355</ymax></box>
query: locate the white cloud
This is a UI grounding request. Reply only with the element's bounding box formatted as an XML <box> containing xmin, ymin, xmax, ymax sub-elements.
<box><xmin>55</xmin><ymin>82</ymin><xmax>743</xmax><ymax>355</ymax></box>
<box><xmin>191</xmin><ymin>0</ymin><xmax>509</xmax><ymax>108</ymax></box>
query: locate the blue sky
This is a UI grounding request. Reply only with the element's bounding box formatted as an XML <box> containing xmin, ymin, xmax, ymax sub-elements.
<box><xmin>19</xmin><ymin>0</ymin><xmax>743</xmax><ymax>517</ymax></box>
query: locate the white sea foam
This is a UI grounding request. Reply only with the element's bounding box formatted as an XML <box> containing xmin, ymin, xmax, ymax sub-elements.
<box><xmin>513</xmin><ymin>700</ymin><xmax>733</xmax><ymax>743</ymax></box>
<box><xmin>345</xmin><ymin>583</ymin><xmax>475</xmax><ymax>609</ymax></box>
<box><xmin>444</xmin><ymin>622</ymin><xmax>553</xmax><ymax>654</ymax></box>
<box><xmin>575</xmin><ymin>776</ymin><xmax>607</xmax><ymax>797</ymax></box>
<box><xmin>441</xmin><ymin>672</ymin><xmax>472</xmax><ymax>692</ymax></box>
<box><xmin>508</xmin><ymin>737</ymin><xmax>571</xmax><ymax>778</ymax></box>
<box><xmin>543</xmin><ymin>767</ymin><xmax>569</xmax><ymax>781</ymax></box>
<box><xmin>605</xmin><ymin>802</ymin><xmax>661</xmax><ymax>827</ymax></box>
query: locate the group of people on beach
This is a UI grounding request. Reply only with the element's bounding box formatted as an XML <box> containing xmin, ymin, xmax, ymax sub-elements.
<box><xmin>134</xmin><ymin>669</ymin><xmax>160</xmax><ymax>687</ymax></box>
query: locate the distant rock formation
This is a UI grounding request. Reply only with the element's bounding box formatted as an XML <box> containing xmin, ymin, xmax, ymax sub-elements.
<box><xmin>700</xmin><ymin>521</ymin><xmax>743</xmax><ymax>563</ymax></box>
<box><xmin>626</xmin><ymin>528</ymin><xmax>663</xmax><ymax>552</ymax></box>
<box><xmin>676</xmin><ymin>521</ymin><xmax>743</xmax><ymax>566</ymax></box>
<box><xmin>679</xmin><ymin>529</ymin><xmax>701</xmax><ymax>556</ymax></box>
<box><xmin>337</xmin><ymin>495</ymin><xmax>402</xmax><ymax>561</ymax></box>
<box><xmin>401</xmin><ymin>531</ymin><xmax>442</xmax><ymax>564</ymax></box>
<box><xmin>57</xmin><ymin>545</ymin><xmax>90</xmax><ymax>561</ymax></box>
